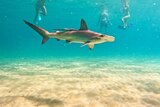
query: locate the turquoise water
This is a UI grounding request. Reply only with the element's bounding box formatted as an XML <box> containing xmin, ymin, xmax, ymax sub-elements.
<box><xmin>0</xmin><ymin>0</ymin><xmax>160</xmax><ymax>107</ymax></box>
<box><xmin>1</xmin><ymin>0</ymin><xmax>160</xmax><ymax>58</ymax></box>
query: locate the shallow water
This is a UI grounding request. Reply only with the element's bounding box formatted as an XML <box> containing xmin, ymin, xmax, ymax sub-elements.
<box><xmin>0</xmin><ymin>57</ymin><xmax>160</xmax><ymax>107</ymax></box>
<box><xmin>1</xmin><ymin>0</ymin><xmax>160</xmax><ymax>107</ymax></box>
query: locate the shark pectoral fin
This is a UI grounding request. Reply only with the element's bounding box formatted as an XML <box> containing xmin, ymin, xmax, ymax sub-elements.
<box><xmin>80</xmin><ymin>44</ymin><xmax>87</xmax><ymax>47</ymax></box>
<box><xmin>66</xmin><ymin>40</ymin><xmax>72</xmax><ymax>44</ymax></box>
<box><xmin>80</xmin><ymin>41</ymin><xmax>90</xmax><ymax>47</ymax></box>
<box><xmin>79</xmin><ymin>19</ymin><xmax>88</xmax><ymax>30</ymax></box>
<box><xmin>56</xmin><ymin>39</ymin><xmax>60</xmax><ymax>41</ymax></box>
<box><xmin>42</xmin><ymin>37</ymin><xmax>49</xmax><ymax>44</ymax></box>
<box><xmin>80</xmin><ymin>41</ymin><xmax>94</xmax><ymax>50</ymax></box>
<box><xmin>88</xmin><ymin>43</ymin><xmax>94</xmax><ymax>50</ymax></box>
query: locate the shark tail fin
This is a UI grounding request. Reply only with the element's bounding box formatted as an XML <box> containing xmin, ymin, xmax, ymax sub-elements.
<box><xmin>24</xmin><ymin>20</ymin><xmax>50</xmax><ymax>44</ymax></box>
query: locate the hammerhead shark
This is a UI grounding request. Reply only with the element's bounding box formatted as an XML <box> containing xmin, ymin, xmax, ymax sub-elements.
<box><xmin>24</xmin><ymin>19</ymin><xmax>115</xmax><ymax>50</ymax></box>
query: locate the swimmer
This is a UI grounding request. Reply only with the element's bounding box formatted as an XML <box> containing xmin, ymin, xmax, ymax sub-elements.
<box><xmin>97</xmin><ymin>8</ymin><xmax>112</xmax><ymax>33</ymax></box>
<box><xmin>34</xmin><ymin>0</ymin><xmax>47</xmax><ymax>23</ymax></box>
<box><xmin>121</xmin><ymin>0</ymin><xmax>130</xmax><ymax>29</ymax></box>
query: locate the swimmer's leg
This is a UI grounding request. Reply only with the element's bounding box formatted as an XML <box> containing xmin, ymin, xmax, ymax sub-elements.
<box><xmin>122</xmin><ymin>15</ymin><xmax>130</xmax><ymax>28</ymax></box>
<box><xmin>104</xmin><ymin>23</ymin><xmax>108</xmax><ymax>33</ymax></box>
<box><xmin>34</xmin><ymin>11</ymin><xmax>42</xmax><ymax>24</ymax></box>
<box><xmin>34</xmin><ymin>12</ymin><xmax>38</xmax><ymax>23</ymax></box>
<box><xmin>40</xmin><ymin>6</ymin><xmax>47</xmax><ymax>16</ymax></box>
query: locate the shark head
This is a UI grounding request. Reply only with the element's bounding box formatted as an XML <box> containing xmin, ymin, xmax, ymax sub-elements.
<box><xmin>101</xmin><ymin>35</ymin><xmax>115</xmax><ymax>42</ymax></box>
<box><xmin>79</xmin><ymin>19</ymin><xmax>115</xmax><ymax>43</ymax></box>
<box><xmin>92</xmin><ymin>34</ymin><xmax>115</xmax><ymax>43</ymax></box>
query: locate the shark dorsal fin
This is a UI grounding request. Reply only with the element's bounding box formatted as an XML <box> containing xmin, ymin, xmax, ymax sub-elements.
<box><xmin>79</xmin><ymin>19</ymin><xmax>88</xmax><ymax>30</ymax></box>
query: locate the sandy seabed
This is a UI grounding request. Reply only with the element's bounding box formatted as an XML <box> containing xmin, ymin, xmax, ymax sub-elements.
<box><xmin>0</xmin><ymin>57</ymin><xmax>160</xmax><ymax>107</ymax></box>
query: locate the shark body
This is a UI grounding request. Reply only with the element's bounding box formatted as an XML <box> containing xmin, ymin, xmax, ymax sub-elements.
<box><xmin>24</xmin><ymin>19</ymin><xmax>115</xmax><ymax>49</ymax></box>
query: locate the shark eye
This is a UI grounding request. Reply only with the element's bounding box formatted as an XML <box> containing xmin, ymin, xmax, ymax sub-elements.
<box><xmin>100</xmin><ymin>35</ymin><xmax>104</xmax><ymax>37</ymax></box>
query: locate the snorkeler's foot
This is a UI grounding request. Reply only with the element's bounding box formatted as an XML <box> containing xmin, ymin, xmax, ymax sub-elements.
<box><xmin>119</xmin><ymin>22</ymin><xmax>133</xmax><ymax>29</ymax></box>
<box><xmin>118</xmin><ymin>23</ymin><xmax>133</xmax><ymax>30</ymax></box>
<box><xmin>118</xmin><ymin>25</ymin><xmax>126</xmax><ymax>30</ymax></box>
<box><xmin>38</xmin><ymin>15</ymin><xmax>42</xmax><ymax>21</ymax></box>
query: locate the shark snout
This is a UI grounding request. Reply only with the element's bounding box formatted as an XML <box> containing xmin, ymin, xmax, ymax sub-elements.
<box><xmin>105</xmin><ymin>36</ymin><xmax>115</xmax><ymax>42</ymax></box>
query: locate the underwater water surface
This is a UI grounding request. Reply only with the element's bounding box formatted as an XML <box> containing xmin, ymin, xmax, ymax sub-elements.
<box><xmin>0</xmin><ymin>0</ymin><xmax>160</xmax><ymax>107</ymax></box>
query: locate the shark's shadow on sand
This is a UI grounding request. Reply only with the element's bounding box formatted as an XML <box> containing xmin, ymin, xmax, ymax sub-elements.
<box><xmin>25</xmin><ymin>96</ymin><xmax>64</xmax><ymax>107</ymax></box>
<box><xmin>0</xmin><ymin>96</ymin><xmax>64</xmax><ymax>107</ymax></box>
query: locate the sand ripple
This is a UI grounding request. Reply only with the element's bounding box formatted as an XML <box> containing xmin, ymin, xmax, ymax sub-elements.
<box><xmin>0</xmin><ymin>58</ymin><xmax>160</xmax><ymax>107</ymax></box>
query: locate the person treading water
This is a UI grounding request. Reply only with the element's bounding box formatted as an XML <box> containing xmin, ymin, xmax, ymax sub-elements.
<box><xmin>97</xmin><ymin>8</ymin><xmax>112</xmax><ymax>33</ymax></box>
<box><xmin>34</xmin><ymin>0</ymin><xmax>47</xmax><ymax>23</ymax></box>
<box><xmin>121</xmin><ymin>0</ymin><xmax>130</xmax><ymax>29</ymax></box>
